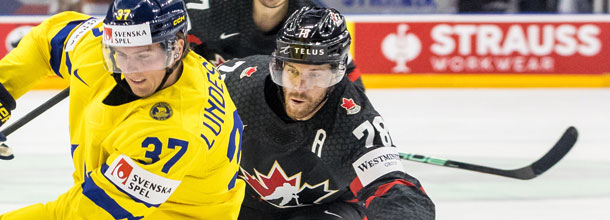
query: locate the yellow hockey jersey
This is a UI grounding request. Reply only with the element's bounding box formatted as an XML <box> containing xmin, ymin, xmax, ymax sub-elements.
<box><xmin>0</xmin><ymin>12</ymin><xmax>245</xmax><ymax>219</ymax></box>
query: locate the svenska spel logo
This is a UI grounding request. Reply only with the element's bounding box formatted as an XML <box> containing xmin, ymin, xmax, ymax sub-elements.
<box><xmin>103</xmin><ymin>27</ymin><xmax>113</xmax><ymax>43</ymax></box>
<box><xmin>111</xmin><ymin>158</ymin><xmax>133</xmax><ymax>185</ymax></box>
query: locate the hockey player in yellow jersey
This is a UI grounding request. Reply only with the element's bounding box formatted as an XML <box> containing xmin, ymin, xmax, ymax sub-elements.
<box><xmin>0</xmin><ymin>0</ymin><xmax>245</xmax><ymax>219</ymax></box>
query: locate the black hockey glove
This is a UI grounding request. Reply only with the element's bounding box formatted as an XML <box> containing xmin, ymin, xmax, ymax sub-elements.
<box><xmin>0</xmin><ymin>83</ymin><xmax>16</xmax><ymax>127</ymax></box>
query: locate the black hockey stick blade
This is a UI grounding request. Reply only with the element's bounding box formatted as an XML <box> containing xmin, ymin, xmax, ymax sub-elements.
<box><xmin>399</xmin><ymin>126</ymin><xmax>578</xmax><ymax>180</ymax></box>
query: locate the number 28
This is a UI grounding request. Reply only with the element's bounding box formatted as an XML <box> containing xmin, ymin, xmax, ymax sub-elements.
<box><xmin>352</xmin><ymin>116</ymin><xmax>392</xmax><ymax>148</ymax></box>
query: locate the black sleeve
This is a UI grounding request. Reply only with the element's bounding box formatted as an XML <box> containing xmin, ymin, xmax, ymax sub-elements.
<box><xmin>353</xmin><ymin>164</ymin><xmax>435</xmax><ymax>220</ymax></box>
<box><xmin>342</xmin><ymin>107</ymin><xmax>434</xmax><ymax>219</ymax></box>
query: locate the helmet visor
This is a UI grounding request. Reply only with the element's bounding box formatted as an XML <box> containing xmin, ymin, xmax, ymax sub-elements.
<box><xmin>101</xmin><ymin>23</ymin><xmax>177</xmax><ymax>74</ymax></box>
<box><xmin>102</xmin><ymin>42</ymin><xmax>175</xmax><ymax>74</ymax></box>
<box><xmin>270</xmin><ymin>54</ymin><xmax>345</xmax><ymax>90</ymax></box>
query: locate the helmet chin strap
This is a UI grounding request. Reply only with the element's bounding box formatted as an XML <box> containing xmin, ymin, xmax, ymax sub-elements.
<box><xmin>155</xmin><ymin>49</ymin><xmax>183</xmax><ymax>93</ymax></box>
<box><xmin>111</xmin><ymin>72</ymin><xmax>136</xmax><ymax>96</ymax></box>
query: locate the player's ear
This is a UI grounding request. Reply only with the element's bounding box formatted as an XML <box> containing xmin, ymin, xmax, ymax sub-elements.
<box><xmin>174</xmin><ymin>38</ymin><xmax>185</xmax><ymax>60</ymax></box>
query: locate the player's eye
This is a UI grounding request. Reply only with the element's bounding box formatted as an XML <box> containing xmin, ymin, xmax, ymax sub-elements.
<box><xmin>286</xmin><ymin>68</ymin><xmax>299</xmax><ymax>76</ymax></box>
<box><xmin>116</xmin><ymin>52</ymin><xmax>127</xmax><ymax>59</ymax></box>
<box><xmin>137</xmin><ymin>54</ymin><xmax>152</xmax><ymax>60</ymax></box>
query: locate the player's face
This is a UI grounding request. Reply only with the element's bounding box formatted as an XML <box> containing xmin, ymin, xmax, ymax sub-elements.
<box><xmin>257</xmin><ymin>0</ymin><xmax>288</xmax><ymax>8</ymax></box>
<box><xmin>282</xmin><ymin>62</ymin><xmax>332</xmax><ymax>121</ymax></box>
<box><xmin>113</xmin><ymin>44</ymin><xmax>172</xmax><ymax>97</ymax></box>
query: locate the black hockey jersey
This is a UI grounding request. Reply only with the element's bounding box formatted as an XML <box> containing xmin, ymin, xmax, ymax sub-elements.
<box><xmin>185</xmin><ymin>0</ymin><xmax>363</xmax><ymax>88</ymax></box>
<box><xmin>186</xmin><ymin>0</ymin><xmax>317</xmax><ymax>65</ymax></box>
<box><xmin>218</xmin><ymin>55</ymin><xmax>435</xmax><ymax>220</ymax></box>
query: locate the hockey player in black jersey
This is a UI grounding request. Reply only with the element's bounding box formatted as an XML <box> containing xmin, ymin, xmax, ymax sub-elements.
<box><xmin>217</xmin><ymin>6</ymin><xmax>435</xmax><ymax>220</ymax></box>
<box><xmin>185</xmin><ymin>0</ymin><xmax>364</xmax><ymax>90</ymax></box>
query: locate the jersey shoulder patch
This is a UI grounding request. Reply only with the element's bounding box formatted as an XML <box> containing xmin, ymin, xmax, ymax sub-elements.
<box><xmin>352</xmin><ymin>147</ymin><xmax>405</xmax><ymax>187</ymax></box>
<box><xmin>65</xmin><ymin>18</ymin><xmax>102</xmax><ymax>52</ymax></box>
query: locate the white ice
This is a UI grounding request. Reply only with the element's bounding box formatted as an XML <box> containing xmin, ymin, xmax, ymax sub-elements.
<box><xmin>1</xmin><ymin>89</ymin><xmax>609</xmax><ymax>219</ymax></box>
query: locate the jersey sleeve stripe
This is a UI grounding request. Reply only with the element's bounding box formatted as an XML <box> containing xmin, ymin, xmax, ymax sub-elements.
<box><xmin>49</xmin><ymin>20</ymin><xmax>83</xmax><ymax>78</ymax></box>
<box><xmin>363</xmin><ymin>179</ymin><xmax>416</xmax><ymax>208</ymax></box>
<box><xmin>64</xmin><ymin>51</ymin><xmax>73</xmax><ymax>76</ymax></box>
<box><xmin>70</xmin><ymin>144</ymin><xmax>78</xmax><ymax>158</ymax></box>
<box><xmin>228</xmin><ymin>170</ymin><xmax>238</xmax><ymax>190</ymax></box>
<box><xmin>349</xmin><ymin>177</ymin><xmax>364</xmax><ymax>197</ymax></box>
<box><xmin>81</xmin><ymin>170</ymin><xmax>143</xmax><ymax>220</ymax></box>
<box><xmin>99</xmin><ymin>164</ymin><xmax>161</xmax><ymax>208</ymax></box>
<box><xmin>347</xmin><ymin>67</ymin><xmax>361</xmax><ymax>82</ymax></box>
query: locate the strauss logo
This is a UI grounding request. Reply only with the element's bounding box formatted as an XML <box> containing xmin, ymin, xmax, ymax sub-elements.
<box><xmin>381</xmin><ymin>24</ymin><xmax>422</xmax><ymax>73</ymax></box>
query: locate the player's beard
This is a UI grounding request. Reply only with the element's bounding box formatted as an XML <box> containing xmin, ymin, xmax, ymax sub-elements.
<box><xmin>258</xmin><ymin>0</ymin><xmax>287</xmax><ymax>8</ymax></box>
<box><xmin>283</xmin><ymin>87</ymin><xmax>328</xmax><ymax>121</ymax></box>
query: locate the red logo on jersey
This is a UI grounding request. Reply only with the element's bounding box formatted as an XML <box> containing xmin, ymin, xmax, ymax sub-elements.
<box><xmin>111</xmin><ymin>158</ymin><xmax>133</xmax><ymax>185</ymax></box>
<box><xmin>103</xmin><ymin>27</ymin><xmax>113</xmax><ymax>42</ymax></box>
<box><xmin>240</xmin><ymin>66</ymin><xmax>257</xmax><ymax>79</ymax></box>
<box><xmin>240</xmin><ymin>161</ymin><xmax>338</xmax><ymax>208</ymax></box>
<box><xmin>341</xmin><ymin>98</ymin><xmax>361</xmax><ymax>115</ymax></box>
<box><xmin>187</xmin><ymin>34</ymin><xmax>202</xmax><ymax>45</ymax></box>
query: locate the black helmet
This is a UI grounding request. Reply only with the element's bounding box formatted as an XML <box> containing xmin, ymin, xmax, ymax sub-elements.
<box><xmin>270</xmin><ymin>6</ymin><xmax>351</xmax><ymax>90</ymax></box>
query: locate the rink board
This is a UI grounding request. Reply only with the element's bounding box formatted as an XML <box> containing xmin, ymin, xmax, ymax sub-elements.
<box><xmin>3</xmin><ymin>15</ymin><xmax>610</xmax><ymax>88</ymax></box>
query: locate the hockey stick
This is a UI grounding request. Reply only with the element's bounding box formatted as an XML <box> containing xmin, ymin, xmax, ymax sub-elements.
<box><xmin>399</xmin><ymin>126</ymin><xmax>578</xmax><ymax>180</ymax></box>
<box><xmin>0</xmin><ymin>88</ymin><xmax>70</xmax><ymax>160</ymax></box>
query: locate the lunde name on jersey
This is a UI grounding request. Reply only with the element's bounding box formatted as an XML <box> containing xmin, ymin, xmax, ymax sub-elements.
<box><xmin>104</xmin><ymin>154</ymin><xmax>181</xmax><ymax>205</ymax></box>
<box><xmin>200</xmin><ymin>61</ymin><xmax>227</xmax><ymax>149</ymax></box>
<box><xmin>352</xmin><ymin>147</ymin><xmax>405</xmax><ymax>187</ymax></box>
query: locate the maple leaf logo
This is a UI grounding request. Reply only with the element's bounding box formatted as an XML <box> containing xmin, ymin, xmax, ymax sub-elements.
<box><xmin>240</xmin><ymin>66</ymin><xmax>257</xmax><ymax>79</ymax></box>
<box><xmin>340</xmin><ymin>98</ymin><xmax>361</xmax><ymax>115</ymax></box>
<box><xmin>240</xmin><ymin>161</ymin><xmax>338</xmax><ymax>208</ymax></box>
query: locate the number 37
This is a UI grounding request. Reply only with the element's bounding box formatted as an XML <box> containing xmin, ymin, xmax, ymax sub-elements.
<box><xmin>141</xmin><ymin>137</ymin><xmax>188</xmax><ymax>174</ymax></box>
<box><xmin>352</xmin><ymin>116</ymin><xmax>392</xmax><ymax>148</ymax></box>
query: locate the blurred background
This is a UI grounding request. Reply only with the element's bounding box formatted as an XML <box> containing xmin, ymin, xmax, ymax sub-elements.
<box><xmin>2</xmin><ymin>0</ymin><xmax>610</xmax><ymax>88</ymax></box>
<box><xmin>1</xmin><ymin>0</ymin><xmax>607</xmax><ymax>15</ymax></box>
<box><xmin>1</xmin><ymin>0</ymin><xmax>609</xmax><ymax>219</ymax></box>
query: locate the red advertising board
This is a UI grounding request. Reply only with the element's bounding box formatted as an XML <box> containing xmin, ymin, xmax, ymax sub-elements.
<box><xmin>0</xmin><ymin>17</ymin><xmax>44</xmax><ymax>58</ymax></box>
<box><xmin>352</xmin><ymin>15</ymin><xmax>610</xmax><ymax>74</ymax></box>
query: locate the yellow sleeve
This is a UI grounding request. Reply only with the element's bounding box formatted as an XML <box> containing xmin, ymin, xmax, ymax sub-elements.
<box><xmin>0</xmin><ymin>11</ymin><xmax>91</xmax><ymax>99</ymax></box>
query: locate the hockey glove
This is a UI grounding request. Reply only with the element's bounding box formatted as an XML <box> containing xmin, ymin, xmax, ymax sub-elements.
<box><xmin>0</xmin><ymin>82</ymin><xmax>16</xmax><ymax>127</ymax></box>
